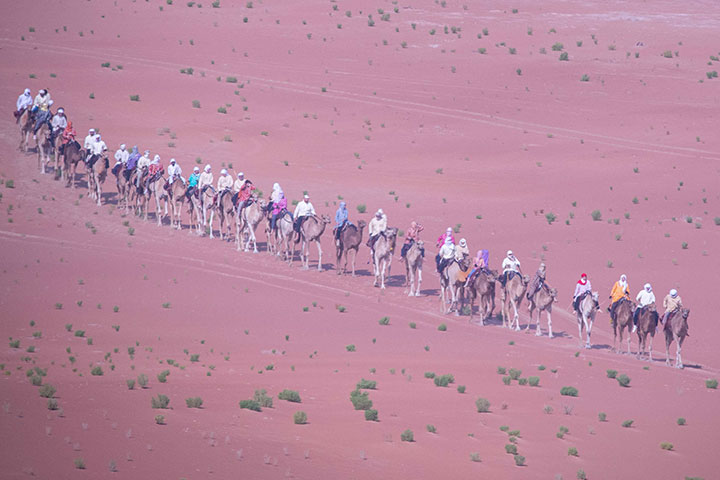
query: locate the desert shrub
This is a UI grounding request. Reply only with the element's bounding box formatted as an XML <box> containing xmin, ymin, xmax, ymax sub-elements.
<box><xmin>591</xmin><ymin>210</ymin><xmax>602</xmax><ymax>221</ymax></box>
<box><xmin>470</xmin><ymin>452</ymin><xmax>481</xmax><ymax>462</ymax></box>
<box><xmin>190</xmin><ymin>354</ymin><xmax>200</xmax><ymax>362</ymax></box>
<box><xmin>616</xmin><ymin>374</ymin><xmax>631</xmax><ymax>387</ymax></box>
<box><xmin>278</xmin><ymin>389</ymin><xmax>302</xmax><ymax>402</ymax></box>
<box><xmin>437</xmin><ymin>323</ymin><xmax>447</xmax><ymax>331</ymax></box>
<box><xmin>606</xmin><ymin>369</ymin><xmax>618</xmax><ymax>379</ymax></box>
<box><xmin>514</xmin><ymin>454</ymin><xmax>525</xmax><ymax>466</ymax></box>
<box><xmin>509</xmin><ymin>368</ymin><xmax>522</xmax><ymax>380</ymax></box>
<box><xmin>518</xmin><ymin>378</ymin><xmax>528</xmax><ymax>386</ymax></box>
<box><xmin>505</xmin><ymin>444</ymin><xmax>518</xmax><ymax>455</ymax></box>
<box><xmin>129</xmin><ymin>95</ymin><xmax>140</xmax><ymax>102</ymax></box>
<box><xmin>47</xmin><ymin>398</ymin><xmax>59</xmax><ymax>410</ymax></box>
<box><xmin>545</xmin><ymin>212</ymin><xmax>557</xmax><ymax>224</ymax></box>
<box><xmin>426</xmin><ymin>424</ymin><xmax>436</xmax><ymax>433</ymax></box>
<box><xmin>499</xmin><ymin>426</ymin><xmax>510</xmax><ymax>432</ymax></box>
<box><xmin>706</xmin><ymin>378</ymin><xmax>718</xmax><ymax>389</ymax></box>
<box><xmin>677</xmin><ymin>417</ymin><xmax>686</xmax><ymax>426</ymax></box>
<box><xmin>560</xmin><ymin>386</ymin><xmax>578</xmax><ymax>397</ymax></box>
<box><xmin>552</xmin><ymin>42</ymin><xmax>564</xmax><ymax>51</ymax></box>
<box><xmin>568</xmin><ymin>447</ymin><xmax>578</xmax><ymax>456</ymax></box>
<box><xmin>577</xmin><ymin>469</ymin><xmax>587</xmax><ymax>480</ymax></box>
<box><xmin>364</xmin><ymin>408</ymin><xmax>378</xmax><ymax>421</ymax></box>
<box><xmin>457</xmin><ymin>385</ymin><xmax>466</xmax><ymax>393</ymax></box>
<box><xmin>581</xmin><ymin>74</ymin><xmax>590</xmax><ymax>82</ymax></box>
<box><xmin>497</xmin><ymin>366</ymin><xmax>507</xmax><ymax>375</ymax></box>
<box><xmin>74</xmin><ymin>458</ymin><xmax>86</xmax><ymax>469</ymax></box>
<box><xmin>185</xmin><ymin>397</ymin><xmax>203</xmax><ymax>408</ymax></box>
<box><xmin>137</xmin><ymin>374</ymin><xmax>148</xmax><ymax>388</ymax></box>
<box><xmin>151</xmin><ymin>394</ymin><xmax>170</xmax><ymax>409</ymax></box>
<box><xmin>378</xmin><ymin>316</ymin><xmax>390</xmax><ymax>325</ymax></box>
<box><xmin>345</xmin><ymin>344</ymin><xmax>356</xmax><ymax>352</ymax></box>
<box><xmin>9</xmin><ymin>340</ymin><xmax>20</xmax><ymax>348</ymax></box>
<box><xmin>157</xmin><ymin>370</ymin><xmax>170</xmax><ymax>383</ymax></box>
<box><xmin>660</xmin><ymin>442</ymin><xmax>674</xmax><ymax>451</ymax></box>
<box><xmin>502</xmin><ymin>376</ymin><xmax>511</xmax><ymax>385</ymax></box>
<box><xmin>39</xmin><ymin>384</ymin><xmax>56</xmax><ymax>398</ymax></box>
<box><xmin>294</xmin><ymin>411</ymin><xmax>308</xmax><ymax>424</ymax></box>
<box><xmin>90</xmin><ymin>366</ymin><xmax>103</xmax><ymax>376</ymax></box>
<box><xmin>598</xmin><ymin>412</ymin><xmax>607</xmax><ymax>422</ymax></box>
<box><xmin>356</xmin><ymin>379</ymin><xmax>377</xmax><ymax>390</ymax></box>
<box><xmin>434</xmin><ymin>374</ymin><xmax>455</xmax><ymax>387</ymax></box>
<box><xmin>622</xmin><ymin>419</ymin><xmax>634</xmax><ymax>428</ymax></box>
<box><xmin>126</xmin><ymin>379</ymin><xmax>135</xmax><ymax>390</ymax></box>
<box><xmin>528</xmin><ymin>376</ymin><xmax>540</xmax><ymax>387</ymax></box>
<box><xmin>253</xmin><ymin>389</ymin><xmax>273</xmax><ymax>408</ymax></box>
<box><xmin>155</xmin><ymin>414</ymin><xmax>165</xmax><ymax>424</ymax></box>
<box><xmin>559</xmin><ymin>52</ymin><xmax>569</xmax><ymax>61</ymax></box>
<box><xmin>475</xmin><ymin>397</ymin><xmax>491</xmax><ymax>413</ymax></box>
<box><xmin>74</xmin><ymin>330</ymin><xmax>85</xmax><ymax>337</ymax></box>
<box><xmin>424</xmin><ymin>372</ymin><xmax>436</xmax><ymax>379</ymax></box>
<box><xmin>350</xmin><ymin>389</ymin><xmax>373</xmax><ymax>410</ymax></box>
<box><xmin>356</xmin><ymin>204</ymin><xmax>366</xmax><ymax>213</ymax></box>
<box><xmin>239</xmin><ymin>399</ymin><xmax>261</xmax><ymax>411</ymax></box>
<box><xmin>400</xmin><ymin>429</ymin><xmax>414</xmax><ymax>442</ymax></box>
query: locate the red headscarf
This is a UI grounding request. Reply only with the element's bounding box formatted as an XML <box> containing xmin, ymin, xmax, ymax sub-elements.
<box><xmin>578</xmin><ymin>273</ymin><xmax>587</xmax><ymax>285</ymax></box>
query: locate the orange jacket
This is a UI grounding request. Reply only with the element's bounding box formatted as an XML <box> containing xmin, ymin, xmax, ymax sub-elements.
<box><xmin>610</xmin><ymin>281</ymin><xmax>629</xmax><ymax>304</ymax></box>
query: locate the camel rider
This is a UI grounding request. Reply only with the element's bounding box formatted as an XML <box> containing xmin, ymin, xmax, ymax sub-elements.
<box><xmin>608</xmin><ymin>274</ymin><xmax>630</xmax><ymax>321</ymax></box>
<box><xmin>572</xmin><ymin>273</ymin><xmax>592</xmax><ymax>312</ymax></box>
<box><xmin>661</xmin><ymin>289</ymin><xmax>683</xmax><ymax>327</ymax></box>
<box><xmin>366</xmin><ymin>209</ymin><xmax>387</xmax><ymax>252</ymax></box>
<box><xmin>145</xmin><ymin>155</ymin><xmax>164</xmax><ymax>191</ymax></box>
<box><xmin>237</xmin><ymin>177</ymin><xmax>256</xmax><ymax>217</ymax></box>
<box><xmin>50</xmin><ymin>107</ymin><xmax>67</xmax><ymax>143</ymax></box>
<box><xmin>112</xmin><ymin>144</ymin><xmax>128</xmax><ymax>175</ymax></box>
<box><xmin>217</xmin><ymin>169</ymin><xmax>233</xmax><ymax>192</ymax></box>
<box><xmin>15</xmin><ymin>88</ymin><xmax>33</xmax><ymax>122</ymax></box>
<box><xmin>32</xmin><ymin>89</ymin><xmax>51</xmax><ymax>136</ymax></box>
<box><xmin>455</xmin><ymin>238</ymin><xmax>469</xmax><ymax>262</ymax></box>
<box><xmin>165</xmin><ymin>158</ymin><xmax>182</xmax><ymax>191</ymax></box>
<box><xmin>124</xmin><ymin>145</ymin><xmax>140</xmax><ymax>181</ymax></box>
<box><xmin>135</xmin><ymin>150</ymin><xmax>151</xmax><ymax>188</ymax></box>
<box><xmin>400</xmin><ymin>221</ymin><xmax>424</xmax><ymax>260</ymax></box>
<box><xmin>59</xmin><ymin>121</ymin><xmax>77</xmax><ymax>156</ymax></box>
<box><xmin>87</xmin><ymin>134</ymin><xmax>108</xmax><ymax>168</ymax></box>
<box><xmin>83</xmin><ymin>128</ymin><xmax>96</xmax><ymax>159</ymax></box>
<box><xmin>334</xmin><ymin>201</ymin><xmax>349</xmax><ymax>244</ymax></box>
<box><xmin>465</xmin><ymin>249</ymin><xmax>489</xmax><ymax>287</ymax></box>
<box><xmin>266</xmin><ymin>182</ymin><xmax>282</xmax><ymax>215</ymax></box>
<box><xmin>436</xmin><ymin>236</ymin><xmax>455</xmax><ymax>273</ymax></box>
<box><xmin>436</xmin><ymin>227</ymin><xmax>455</xmax><ymax>250</ymax></box>
<box><xmin>186</xmin><ymin>166</ymin><xmax>201</xmax><ymax>199</ymax></box>
<box><xmin>293</xmin><ymin>194</ymin><xmax>316</xmax><ymax>238</ymax></box>
<box><xmin>632</xmin><ymin>283</ymin><xmax>656</xmax><ymax>332</ymax></box>
<box><xmin>499</xmin><ymin>250</ymin><xmax>522</xmax><ymax>287</ymax></box>
<box><xmin>526</xmin><ymin>263</ymin><xmax>547</xmax><ymax>302</ymax></box>
<box><xmin>231</xmin><ymin>172</ymin><xmax>246</xmax><ymax>204</ymax></box>
<box><xmin>270</xmin><ymin>188</ymin><xmax>287</xmax><ymax>231</ymax></box>
<box><xmin>199</xmin><ymin>164</ymin><xmax>213</xmax><ymax>194</ymax></box>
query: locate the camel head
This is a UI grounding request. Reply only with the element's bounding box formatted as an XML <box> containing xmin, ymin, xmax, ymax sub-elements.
<box><xmin>488</xmin><ymin>269</ymin><xmax>499</xmax><ymax>281</ymax></box>
<box><xmin>591</xmin><ymin>292</ymin><xmax>600</xmax><ymax>310</ymax></box>
<box><xmin>522</xmin><ymin>274</ymin><xmax>530</xmax><ymax>285</ymax></box>
<box><xmin>416</xmin><ymin>239</ymin><xmax>424</xmax><ymax>248</ymax></box>
<box><xmin>357</xmin><ymin>219</ymin><xmax>367</xmax><ymax>230</ymax></box>
<box><xmin>549</xmin><ymin>287</ymin><xmax>558</xmax><ymax>301</ymax></box>
<box><xmin>257</xmin><ymin>198</ymin><xmax>267</xmax><ymax>208</ymax></box>
<box><xmin>320</xmin><ymin>214</ymin><xmax>331</xmax><ymax>224</ymax></box>
<box><xmin>386</xmin><ymin>227</ymin><xmax>398</xmax><ymax>241</ymax></box>
<box><xmin>681</xmin><ymin>308</ymin><xmax>690</xmax><ymax>320</ymax></box>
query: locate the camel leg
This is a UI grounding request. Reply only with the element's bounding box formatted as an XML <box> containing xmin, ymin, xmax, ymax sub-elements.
<box><xmin>648</xmin><ymin>333</ymin><xmax>654</xmax><ymax>362</ymax></box>
<box><xmin>351</xmin><ymin>249</ymin><xmax>357</xmax><ymax>277</ymax></box>
<box><xmin>547</xmin><ymin>311</ymin><xmax>553</xmax><ymax>338</ymax></box>
<box><xmin>208</xmin><ymin>210</ymin><xmax>215</xmax><ymax>238</ymax></box>
<box><xmin>512</xmin><ymin>300</ymin><xmax>520</xmax><ymax>331</ymax></box>
<box><xmin>577</xmin><ymin>316</ymin><xmax>584</xmax><ymax>348</ymax></box>
<box><xmin>316</xmin><ymin>241</ymin><xmax>322</xmax><ymax>271</ymax></box>
<box><xmin>584</xmin><ymin>316</ymin><xmax>592</xmax><ymax>348</ymax></box>
<box><xmin>416</xmin><ymin>267</ymin><xmax>422</xmax><ymax>296</ymax></box>
<box><xmin>676</xmin><ymin>334</ymin><xmax>684</xmax><ymax>369</ymax></box>
<box><xmin>235</xmin><ymin>215</ymin><xmax>242</xmax><ymax>251</ymax></box>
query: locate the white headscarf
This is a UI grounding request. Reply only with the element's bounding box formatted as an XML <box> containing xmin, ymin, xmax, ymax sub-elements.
<box><xmin>444</xmin><ymin>235</ymin><xmax>453</xmax><ymax>246</ymax></box>
<box><xmin>24</xmin><ymin>88</ymin><xmax>31</xmax><ymax>95</ymax></box>
<box><xmin>619</xmin><ymin>274</ymin><xmax>627</xmax><ymax>288</ymax></box>
<box><xmin>152</xmin><ymin>155</ymin><xmax>160</xmax><ymax>164</ymax></box>
<box><xmin>204</xmin><ymin>164</ymin><xmax>211</xmax><ymax>172</ymax></box>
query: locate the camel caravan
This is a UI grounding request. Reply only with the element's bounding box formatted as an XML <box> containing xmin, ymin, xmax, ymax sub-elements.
<box><xmin>12</xmin><ymin>87</ymin><xmax>692</xmax><ymax>369</ymax></box>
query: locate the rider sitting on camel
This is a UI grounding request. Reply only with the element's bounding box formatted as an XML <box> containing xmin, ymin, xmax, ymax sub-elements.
<box><xmin>436</xmin><ymin>236</ymin><xmax>455</xmax><ymax>273</ymax></box>
<box><xmin>186</xmin><ymin>166</ymin><xmax>201</xmax><ymax>199</ymax></box>
<box><xmin>50</xmin><ymin>107</ymin><xmax>67</xmax><ymax>143</ymax></box>
<box><xmin>526</xmin><ymin>263</ymin><xmax>547</xmax><ymax>302</ymax></box>
<box><xmin>455</xmin><ymin>238</ymin><xmax>469</xmax><ymax>261</ymax></box>
<box><xmin>145</xmin><ymin>155</ymin><xmax>164</xmax><ymax>192</ymax></box>
<box><xmin>198</xmin><ymin>164</ymin><xmax>213</xmax><ymax>194</ymax></box>
<box><xmin>270</xmin><ymin>186</ymin><xmax>287</xmax><ymax>232</ymax></box>
<box><xmin>59</xmin><ymin>121</ymin><xmax>77</xmax><ymax>156</ymax></box>
<box><xmin>366</xmin><ymin>209</ymin><xmax>387</xmax><ymax>252</ymax></box>
<box><xmin>135</xmin><ymin>150</ymin><xmax>151</xmax><ymax>188</ymax></box>
<box><xmin>334</xmin><ymin>201</ymin><xmax>348</xmax><ymax>245</ymax></box>
<box><xmin>31</xmin><ymin>89</ymin><xmax>52</xmax><ymax>137</ymax></box>
<box><xmin>217</xmin><ymin>169</ymin><xmax>233</xmax><ymax>192</ymax></box>
<box><xmin>15</xmin><ymin>88</ymin><xmax>32</xmax><ymax>122</ymax></box>
<box><xmin>572</xmin><ymin>273</ymin><xmax>592</xmax><ymax>312</ymax></box>
<box><xmin>661</xmin><ymin>289</ymin><xmax>683</xmax><ymax>327</ymax></box>
<box><xmin>165</xmin><ymin>158</ymin><xmax>182</xmax><ymax>190</ymax></box>
<box><xmin>464</xmin><ymin>249</ymin><xmax>489</xmax><ymax>287</ymax></box>
<box><xmin>293</xmin><ymin>194</ymin><xmax>316</xmax><ymax>240</ymax></box>
<box><xmin>124</xmin><ymin>146</ymin><xmax>140</xmax><ymax>181</ymax></box>
<box><xmin>499</xmin><ymin>250</ymin><xmax>522</xmax><ymax>287</ymax></box>
<box><xmin>608</xmin><ymin>274</ymin><xmax>630</xmax><ymax>321</ymax></box>
<box><xmin>236</xmin><ymin>177</ymin><xmax>256</xmax><ymax>217</ymax></box>
<box><xmin>400</xmin><ymin>221</ymin><xmax>424</xmax><ymax>260</ymax></box>
<box><xmin>112</xmin><ymin>144</ymin><xmax>128</xmax><ymax>175</ymax></box>
<box><xmin>87</xmin><ymin>134</ymin><xmax>107</xmax><ymax>167</ymax></box>
<box><xmin>83</xmin><ymin>128</ymin><xmax>96</xmax><ymax>159</ymax></box>
<box><xmin>632</xmin><ymin>283</ymin><xmax>656</xmax><ymax>333</ymax></box>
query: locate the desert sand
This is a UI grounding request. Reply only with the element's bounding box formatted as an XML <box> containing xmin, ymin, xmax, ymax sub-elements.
<box><xmin>1</xmin><ymin>0</ymin><xmax>719</xmax><ymax>478</ymax></box>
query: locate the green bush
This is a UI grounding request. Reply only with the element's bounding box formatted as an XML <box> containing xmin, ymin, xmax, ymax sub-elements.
<box><xmin>151</xmin><ymin>394</ymin><xmax>170</xmax><ymax>409</ymax></box>
<box><xmin>475</xmin><ymin>397</ymin><xmax>491</xmax><ymax>413</ymax></box>
<box><xmin>400</xmin><ymin>429</ymin><xmax>414</xmax><ymax>442</ymax></box>
<box><xmin>434</xmin><ymin>374</ymin><xmax>454</xmax><ymax>387</ymax></box>
<box><xmin>253</xmin><ymin>389</ymin><xmax>273</xmax><ymax>408</ymax></box>
<box><xmin>514</xmin><ymin>454</ymin><xmax>525</xmax><ymax>466</ymax></box>
<box><xmin>508</xmin><ymin>368</ymin><xmax>522</xmax><ymax>380</ymax></box>
<box><xmin>47</xmin><ymin>398</ymin><xmax>59</xmax><ymax>410</ymax></box>
<box><xmin>591</xmin><ymin>210</ymin><xmax>602</xmax><ymax>221</ymax></box>
<box><xmin>294</xmin><ymin>411</ymin><xmax>308</xmax><ymax>424</ymax></box>
<box><xmin>278</xmin><ymin>389</ymin><xmax>302</xmax><ymax>402</ymax></box>
<box><xmin>378</xmin><ymin>316</ymin><xmax>390</xmax><ymax>325</ymax></box>
<box><xmin>606</xmin><ymin>369</ymin><xmax>618</xmax><ymax>378</ymax></box>
<box><xmin>568</xmin><ymin>447</ymin><xmax>578</xmax><ymax>456</ymax></box>
<box><xmin>677</xmin><ymin>417</ymin><xmax>686</xmax><ymax>426</ymax></box>
<box><xmin>457</xmin><ymin>385</ymin><xmax>466</xmax><ymax>393</ymax></box>
<box><xmin>356</xmin><ymin>379</ymin><xmax>377</xmax><ymax>390</ymax></box>
<box><xmin>239</xmin><ymin>399</ymin><xmax>262</xmax><ymax>411</ymax></box>
<box><xmin>505</xmin><ymin>444</ymin><xmax>518</xmax><ymax>454</ymax></box>
<box><xmin>617</xmin><ymin>374</ymin><xmax>631</xmax><ymax>387</ymax></box>
<box><xmin>39</xmin><ymin>384</ymin><xmax>56</xmax><ymax>398</ymax></box>
<box><xmin>660</xmin><ymin>442</ymin><xmax>673</xmax><ymax>451</ymax></box>
<box><xmin>518</xmin><ymin>378</ymin><xmax>528</xmax><ymax>386</ymax></box>
<box><xmin>137</xmin><ymin>374</ymin><xmax>148</xmax><ymax>388</ymax></box>
<box><xmin>350</xmin><ymin>389</ymin><xmax>373</xmax><ymax>410</ymax></box>
<box><xmin>424</xmin><ymin>372</ymin><xmax>435</xmax><ymax>379</ymax></box>
<box><xmin>426</xmin><ymin>424</ymin><xmax>436</xmax><ymax>433</ymax></box>
<box><xmin>560</xmin><ymin>386</ymin><xmax>578</xmax><ymax>397</ymax></box>
<box><xmin>364</xmin><ymin>409</ymin><xmax>378</xmax><ymax>421</ymax></box>
<box><xmin>706</xmin><ymin>378</ymin><xmax>718</xmax><ymax>389</ymax></box>
<box><xmin>346</xmin><ymin>344</ymin><xmax>356</xmax><ymax>352</ymax></box>
<box><xmin>622</xmin><ymin>419</ymin><xmax>634</xmax><ymax>428</ymax></box>
<box><xmin>356</xmin><ymin>204</ymin><xmax>366</xmax><ymax>213</ymax></box>
<box><xmin>129</xmin><ymin>94</ymin><xmax>140</xmax><ymax>102</ymax></box>
<box><xmin>157</xmin><ymin>370</ymin><xmax>170</xmax><ymax>383</ymax></box>
<box><xmin>437</xmin><ymin>323</ymin><xmax>447</xmax><ymax>331</ymax></box>
<box><xmin>497</xmin><ymin>366</ymin><xmax>507</xmax><ymax>375</ymax></box>
<box><xmin>91</xmin><ymin>366</ymin><xmax>103</xmax><ymax>376</ymax></box>
<box><xmin>577</xmin><ymin>469</ymin><xmax>587</xmax><ymax>480</ymax></box>
<box><xmin>502</xmin><ymin>376</ymin><xmax>511</xmax><ymax>385</ymax></box>
<box><xmin>598</xmin><ymin>412</ymin><xmax>607</xmax><ymax>422</ymax></box>
<box><xmin>185</xmin><ymin>397</ymin><xmax>203</xmax><ymax>408</ymax></box>
<box><xmin>528</xmin><ymin>376</ymin><xmax>540</xmax><ymax>387</ymax></box>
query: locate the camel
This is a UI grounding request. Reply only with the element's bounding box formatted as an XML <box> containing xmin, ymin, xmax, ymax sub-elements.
<box><xmin>86</xmin><ymin>154</ymin><xmax>108</xmax><ymax>206</ymax></box>
<box><xmin>664</xmin><ymin>308</ymin><xmax>690</xmax><ymax>369</ymax></box>
<box><xmin>114</xmin><ymin>167</ymin><xmax>133</xmax><ymax>214</ymax></box>
<box><xmin>402</xmin><ymin>240</ymin><xmax>424</xmax><ymax>296</ymax></box>
<box><xmin>216</xmin><ymin>189</ymin><xmax>236</xmax><ymax>241</ymax></box>
<box><xmin>236</xmin><ymin>198</ymin><xmax>267</xmax><ymax>252</ymax></box>
<box><xmin>295</xmin><ymin>214</ymin><xmax>331</xmax><ymax>270</ymax></box>
<box><xmin>35</xmin><ymin>123</ymin><xmax>53</xmax><ymax>175</ymax></box>
<box><xmin>200</xmin><ymin>186</ymin><xmax>216</xmax><ymax>238</ymax></box>
<box><xmin>463</xmin><ymin>268</ymin><xmax>497</xmax><ymax>325</ymax></box>
<box><xmin>501</xmin><ymin>272</ymin><xmax>529</xmax><ymax>330</ymax></box>
<box><xmin>371</xmin><ymin>227</ymin><xmax>397</xmax><ymax>288</ymax></box>
<box><xmin>439</xmin><ymin>256</ymin><xmax>470</xmax><ymax>315</ymax></box>
<box><xmin>575</xmin><ymin>291</ymin><xmax>600</xmax><ymax>348</ymax></box>
<box><xmin>136</xmin><ymin>174</ymin><xmax>167</xmax><ymax>226</ymax></box>
<box><xmin>18</xmin><ymin>109</ymin><xmax>35</xmax><ymax>153</ymax></box>
<box><xmin>62</xmin><ymin>141</ymin><xmax>83</xmax><ymax>189</ymax></box>
<box><xmin>271</xmin><ymin>210</ymin><xmax>294</xmax><ymax>263</ymax></box>
<box><xmin>50</xmin><ymin>132</ymin><xmax>64</xmax><ymax>176</ymax></box>
<box><xmin>636</xmin><ymin>304</ymin><xmax>658</xmax><ymax>361</ymax></box>
<box><xmin>526</xmin><ymin>283</ymin><xmax>557</xmax><ymax>338</ymax></box>
<box><xmin>167</xmin><ymin>180</ymin><xmax>187</xmax><ymax>230</ymax></box>
<box><xmin>611</xmin><ymin>297</ymin><xmax>635</xmax><ymax>354</ymax></box>
<box><xmin>186</xmin><ymin>189</ymin><xmax>204</xmax><ymax>235</ymax></box>
<box><xmin>335</xmin><ymin>220</ymin><xmax>366</xmax><ymax>276</ymax></box>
